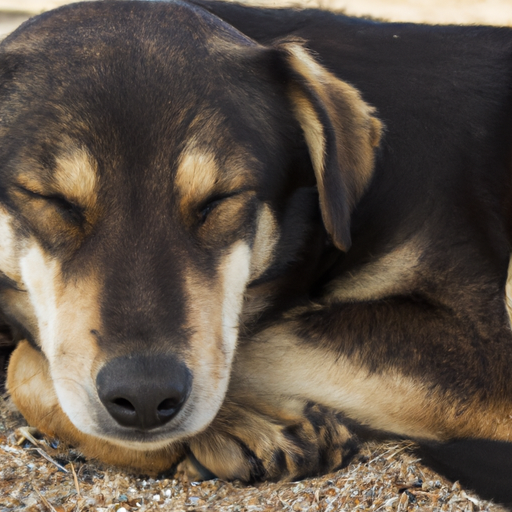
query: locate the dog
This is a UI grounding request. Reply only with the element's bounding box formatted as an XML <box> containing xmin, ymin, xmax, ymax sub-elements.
<box><xmin>3</xmin><ymin>0</ymin><xmax>512</xmax><ymax>505</ymax></box>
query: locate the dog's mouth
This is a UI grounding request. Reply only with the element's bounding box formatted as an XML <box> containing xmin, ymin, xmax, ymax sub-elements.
<box><xmin>96</xmin><ymin>414</ymin><xmax>194</xmax><ymax>450</ymax></box>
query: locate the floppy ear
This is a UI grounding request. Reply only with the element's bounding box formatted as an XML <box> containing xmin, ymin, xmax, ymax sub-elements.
<box><xmin>279</xmin><ymin>43</ymin><xmax>382</xmax><ymax>252</ymax></box>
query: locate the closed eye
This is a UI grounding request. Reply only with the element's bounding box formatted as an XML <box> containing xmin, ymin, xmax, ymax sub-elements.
<box><xmin>17</xmin><ymin>186</ymin><xmax>85</xmax><ymax>224</ymax></box>
<box><xmin>198</xmin><ymin>191</ymin><xmax>245</xmax><ymax>224</ymax></box>
<box><xmin>199</xmin><ymin>198</ymin><xmax>223</xmax><ymax>224</ymax></box>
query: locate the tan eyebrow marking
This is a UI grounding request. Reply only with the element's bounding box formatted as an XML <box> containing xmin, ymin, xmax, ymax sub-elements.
<box><xmin>52</xmin><ymin>147</ymin><xmax>98</xmax><ymax>209</ymax></box>
<box><xmin>176</xmin><ymin>150</ymin><xmax>219</xmax><ymax>208</ymax></box>
<box><xmin>175</xmin><ymin>146</ymin><xmax>252</xmax><ymax>218</ymax></box>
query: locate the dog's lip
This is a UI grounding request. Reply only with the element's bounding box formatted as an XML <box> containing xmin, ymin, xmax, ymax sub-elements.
<box><xmin>98</xmin><ymin>411</ymin><xmax>191</xmax><ymax>444</ymax></box>
<box><xmin>99</xmin><ymin>427</ymin><xmax>184</xmax><ymax>449</ymax></box>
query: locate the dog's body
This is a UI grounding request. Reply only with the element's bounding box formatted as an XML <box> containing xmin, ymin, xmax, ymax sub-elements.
<box><xmin>3</xmin><ymin>0</ymin><xmax>512</xmax><ymax>505</ymax></box>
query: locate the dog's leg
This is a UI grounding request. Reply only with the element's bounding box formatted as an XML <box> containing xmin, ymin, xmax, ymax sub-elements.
<box><xmin>183</xmin><ymin>299</ymin><xmax>512</xmax><ymax>486</ymax></box>
<box><xmin>217</xmin><ymin>299</ymin><xmax>512</xmax><ymax>500</ymax></box>
<box><xmin>7</xmin><ymin>340</ymin><xmax>187</xmax><ymax>474</ymax></box>
<box><xmin>230</xmin><ymin>300</ymin><xmax>512</xmax><ymax>443</ymax></box>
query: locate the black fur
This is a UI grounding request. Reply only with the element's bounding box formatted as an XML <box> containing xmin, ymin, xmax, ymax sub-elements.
<box><xmin>417</xmin><ymin>439</ymin><xmax>512</xmax><ymax>505</ymax></box>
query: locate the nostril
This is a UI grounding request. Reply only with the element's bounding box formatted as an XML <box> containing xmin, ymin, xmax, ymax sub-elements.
<box><xmin>157</xmin><ymin>397</ymin><xmax>182</xmax><ymax>417</ymax></box>
<box><xmin>112</xmin><ymin>397</ymin><xmax>136</xmax><ymax>412</ymax></box>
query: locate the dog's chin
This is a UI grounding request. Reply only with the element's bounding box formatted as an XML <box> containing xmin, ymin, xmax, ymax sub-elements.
<box><xmin>79</xmin><ymin>417</ymin><xmax>189</xmax><ymax>451</ymax></box>
<box><xmin>99</xmin><ymin>432</ymin><xmax>184</xmax><ymax>452</ymax></box>
<box><xmin>77</xmin><ymin>414</ymin><xmax>186</xmax><ymax>449</ymax></box>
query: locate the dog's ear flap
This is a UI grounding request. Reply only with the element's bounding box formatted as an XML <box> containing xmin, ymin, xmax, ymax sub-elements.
<box><xmin>278</xmin><ymin>43</ymin><xmax>383</xmax><ymax>252</ymax></box>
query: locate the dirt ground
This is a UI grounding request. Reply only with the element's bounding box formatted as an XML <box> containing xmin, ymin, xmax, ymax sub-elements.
<box><xmin>235</xmin><ymin>0</ymin><xmax>512</xmax><ymax>24</ymax></box>
<box><xmin>4</xmin><ymin>0</ymin><xmax>512</xmax><ymax>21</ymax></box>
<box><xmin>0</xmin><ymin>1</ymin><xmax>511</xmax><ymax>511</ymax></box>
<box><xmin>2</xmin><ymin>1</ymin><xmax>512</xmax><ymax>40</ymax></box>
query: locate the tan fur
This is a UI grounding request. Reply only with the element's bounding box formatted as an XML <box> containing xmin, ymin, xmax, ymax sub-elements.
<box><xmin>0</xmin><ymin>288</ymin><xmax>38</xmax><ymax>340</ymax></box>
<box><xmin>52</xmin><ymin>146</ymin><xmax>98</xmax><ymax>211</ymax></box>
<box><xmin>289</xmin><ymin>88</ymin><xmax>326</xmax><ymax>188</ymax></box>
<box><xmin>175</xmin><ymin>219</ymin><xmax>279</xmax><ymax>441</ymax></box>
<box><xmin>0</xmin><ymin>208</ymin><xmax>41</xmax><ymax>338</ymax></box>
<box><xmin>0</xmin><ymin>207</ymin><xmax>23</xmax><ymax>284</ymax></box>
<box><xmin>249</xmin><ymin>204</ymin><xmax>278</xmax><ymax>281</ymax></box>
<box><xmin>188</xmin><ymin>395</ymin><xmax>354</xmax><ymax>481</ymax></box>
<box><xmin>14</xmin><ymin>175</ymin><xmax>48</xmax><ymax>197</ymax></box>
<box><xmin>18</xmin><ymin>242</ymin><xmax>104</xmax><ymax>436</ymax></box>
<box><xmin>180</xmin><ymin>266</ymin><xmax>226</xmax><ymax>433</ymax></box>
<box><xmin>175</xmin><ymin>109</ymin><xmax>261</xmax><ymax>212</ymax></box>
<box><xmin>176</xmin><ymin>150</ymin><xmax>220</xmax><ymax>212</ymax></box>
<box><xmin>13</xmin><ymin>143</ymin><xmax>98</xmax><ymax>232</ymax></box>
<box><xmin>177</xmin><ymin>241</ymin><xmax>252</xmax><ymax>437</ymax></box>
<box><xmin>232</xmin><ymin>322</ymin><xmax>512</xmax><ymax>443</ymax></box>
<box><xmin>325</xmin><ymin>238</ymin><xmax>424</xmax><ymax>302</ymax></box>
<box><xmin>284</xmin><ymin>43</ymin><xmax>383</xmax><ymax>204</ymax></box>
<box><xmin>175</xmin><ymin>144</ymin><xmax>259</xmax><ymax>221</ymax></box>
<box><xmin>201</xmin><ymin>193</ymin><xmax>255</xmax><ymax>237</ymax></box>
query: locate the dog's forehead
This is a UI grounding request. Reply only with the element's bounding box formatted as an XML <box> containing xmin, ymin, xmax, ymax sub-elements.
<box><xmin>0</xmin><ymin>1</ymin><xmax>258</xmax><ymax>80</ymax></box>
<box><xmin>2</xmin><ymin>0</ymin><xmax>256</xmax><ymax>52</ymax></box>
<box><xmin>0</xmin><ymin>0</ymin><xmax>263</xmax><ymax>125</ymax></box>
<box><xmin>0</xmin><ymin>1</ymin><xmax>286</xmax><ymax>196</ymax></box>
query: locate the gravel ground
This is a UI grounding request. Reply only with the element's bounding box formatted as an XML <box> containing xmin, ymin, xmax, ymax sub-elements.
<box><xmin>1</xmin><ymin>1</ymin><xmax>512</xmax><ymax>511</ymax></box>
<box><xmin>0</xmin><ymin>397</ymin><xmax>508</xmax><ymax>512</ymax></box>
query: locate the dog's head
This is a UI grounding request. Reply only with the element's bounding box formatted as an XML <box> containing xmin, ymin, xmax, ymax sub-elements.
<box><xmin>1</xmin><ymin>1</ymin><xmax>381</xmax><ymax>450</ymax></box>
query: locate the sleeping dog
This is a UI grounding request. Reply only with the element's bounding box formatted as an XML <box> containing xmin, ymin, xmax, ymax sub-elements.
<box><xmin>3</xmin><ymin>0</ymin><xmax>512</xmax><ymax>504</ymax></box>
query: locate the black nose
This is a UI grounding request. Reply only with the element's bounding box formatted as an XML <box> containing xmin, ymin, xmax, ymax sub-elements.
<box><xmin>96</xmin><ymin>355</ymin><xmax>192</xmax><ymax>430</ymax></box>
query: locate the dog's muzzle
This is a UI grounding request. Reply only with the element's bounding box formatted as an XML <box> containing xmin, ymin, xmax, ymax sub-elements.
<box><xmin>96</xmin><ymin>355</ymin><xmax>192</xmax><ymax>431</ymax></box>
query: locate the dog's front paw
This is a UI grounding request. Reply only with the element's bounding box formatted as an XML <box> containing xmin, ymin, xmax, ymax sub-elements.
<box><xmin>187</xmin><ymin>398</ymin><xmax>359</xmax><ymax>482</ymax></box>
